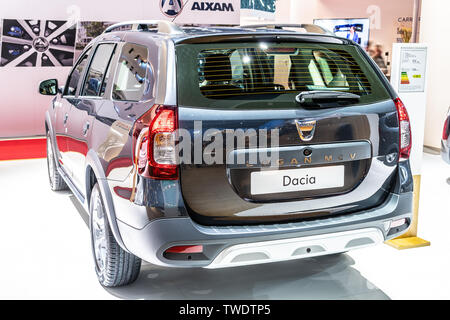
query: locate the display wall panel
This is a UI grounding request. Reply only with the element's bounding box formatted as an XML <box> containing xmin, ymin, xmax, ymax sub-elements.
<box><xmin>1</xmin><ymin>19</ymin><xmax>76</xmax><ymax>67</ymax></box>
<box><xmin>0</xmin><ymin>0</ymin><xmax>240</xmax><ymax>138</ymax></box>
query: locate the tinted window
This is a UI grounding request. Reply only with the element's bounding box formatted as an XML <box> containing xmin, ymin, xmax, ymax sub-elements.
<box><xmin>81</xmin><ymin>43</ymin><xmax>116</xmax><ymax>97</ymax></box>
<box><xmin>112</xmin><ymin>43</ymin><xmax>150</xmax><ymax>101</ymax></box>
<box><xmin>177</xmin><ymin>42</ymin><xmax>391</xmax><ymax>108</ymax></box>
<box><xmin>65</xmin><ymin>48</ymin><xmax>91</xmax><ymax>96</ymax></box>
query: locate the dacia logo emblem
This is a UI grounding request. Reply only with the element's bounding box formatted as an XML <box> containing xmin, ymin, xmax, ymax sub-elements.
<box><xmin>160</xmin><ymin>0</ymin><xmax>183</xmax><ymax>17</ymax></box>
<box><xmin>295</xmin><ymin>120</ymin><xmax>316</xmax><ymax>142</ymax></box>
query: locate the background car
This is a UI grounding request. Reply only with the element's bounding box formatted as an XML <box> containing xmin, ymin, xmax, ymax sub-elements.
<box><xmin>441</xmin><ymin>108</ymin><xmax>450</xmax><ymax>163</ymax></box>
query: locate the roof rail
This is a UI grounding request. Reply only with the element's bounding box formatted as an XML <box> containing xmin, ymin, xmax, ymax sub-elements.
<box><xmin>104</xmin><ymin>20</ymin><xmax>184</xmax><ymax>35</ymax></box>
<box><xmin>241</xmin><ymin>24</ymin><xmax>334</xmax><ymax>35</ymax></box>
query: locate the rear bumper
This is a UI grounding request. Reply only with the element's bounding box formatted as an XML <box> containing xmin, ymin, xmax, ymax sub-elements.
<box><xmin>442</xmin><ymin>139</ymin><xmax>450</xmax><ymax>164</ymax></box>
<box><xmin>117</xmin><ymin>191</ymin><xmax>413</xmax><ymax>268</ymax></box>
<box><xmin>206</xmin><ymin>228</ymin><xmax>383</xmax><ymax>269</ymax></box>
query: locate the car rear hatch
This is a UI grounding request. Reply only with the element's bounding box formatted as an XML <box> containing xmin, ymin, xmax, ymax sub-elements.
<box><xmin>175</xmin><ymin>37</ymin><xmax>399</xmax><ymax>225</ymax></box>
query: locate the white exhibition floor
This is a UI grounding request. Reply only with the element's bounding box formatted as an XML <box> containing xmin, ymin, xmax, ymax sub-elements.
<box><xmin>0</xmin><ymin>153</ymin><xmax>449</xmax><ymax>299</ymax></box>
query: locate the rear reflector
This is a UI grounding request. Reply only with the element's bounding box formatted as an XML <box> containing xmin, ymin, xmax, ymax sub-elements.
<box><xmin>391</xmin><ymin>218</ymin><xmax>406</xmax><ymax>228</ymax></box>
<box><xmin>165</xmin><ymin>245</ymin><xmax>203</xmax><ymax>254</ymax></box>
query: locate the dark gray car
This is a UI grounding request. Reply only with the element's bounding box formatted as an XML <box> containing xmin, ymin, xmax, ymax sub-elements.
<box><xmin>40</xmin><ymin>21</ymin><xmax>414</xmax><ymax>287</ymax></box>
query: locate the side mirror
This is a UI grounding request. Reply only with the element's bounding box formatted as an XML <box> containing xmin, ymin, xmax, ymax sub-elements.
<box><xmin>39</xmin><ymin>79</ymin><xmax>58</xmax><ymax>96</ymax></box>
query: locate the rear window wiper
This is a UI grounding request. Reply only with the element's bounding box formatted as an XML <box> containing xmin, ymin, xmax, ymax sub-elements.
<box><xmin>295</xmin><ymin>91</ymin><xmax>360</xmax><ymax>108</ymax></box>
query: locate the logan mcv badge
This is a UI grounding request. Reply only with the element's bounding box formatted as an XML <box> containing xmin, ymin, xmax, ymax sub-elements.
<box><xmin>295</xmin><ymin>120</ymin><xmax>316</xmax><ymax>142</ymax></box>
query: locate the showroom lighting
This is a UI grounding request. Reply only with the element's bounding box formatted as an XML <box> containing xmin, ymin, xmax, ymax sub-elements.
<box><xmin>259</xmin><ymin>42</ymin><xmax>269</xmax><ymax>50</ymax></box>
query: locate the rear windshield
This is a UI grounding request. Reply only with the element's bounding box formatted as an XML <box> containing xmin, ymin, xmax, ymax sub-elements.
<box><xmin>176</xmin><ymin>41</ymin><xmax>391</xmax><ymax>108</ymax></box>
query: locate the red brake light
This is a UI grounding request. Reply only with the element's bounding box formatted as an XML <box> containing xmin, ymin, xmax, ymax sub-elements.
<box><xmin>394</xmin><ymin>98</ymin><xmax>411</xmax><ymax>160</ymax></box>
<box><xmin>132</xmin><ymin>105</ymin><xmax>178</xmax><ymax>180</ymax></box>
<box><xmin>443</xmin><ymin>118</ymin><xmax>450</xmax><ymax>140</ymax></box>
<box><xmin>152</xmin><ymin>109</ymin><xmax>176</xmax><ymax>133</ymax></box>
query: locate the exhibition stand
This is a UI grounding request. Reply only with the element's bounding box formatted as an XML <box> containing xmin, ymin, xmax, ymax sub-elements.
<box><xmin>386</xmin><ymin>43</ymin><xmax>430</xmax><ymax>249</ymax></box>
<box><xmin>0</xmin><ymin>0</ymin><xmax>241</xmax><ymax>159</ymax></box>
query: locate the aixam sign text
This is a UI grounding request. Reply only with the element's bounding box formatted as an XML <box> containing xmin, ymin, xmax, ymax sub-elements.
<box><xmin>191</xmin><ymin>1</ymin><xmax>235</xmax><ymax>12</ymax></box>
<box><xmin>165</xmin><ymin>0</ymin><xmax>240</xmax><ymax>25</ymax></box>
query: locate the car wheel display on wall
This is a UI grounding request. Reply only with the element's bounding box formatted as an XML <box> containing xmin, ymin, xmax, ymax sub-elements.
<box><xmin>1</xmin><ymin>19</ymin><xmax>76</xmax><ymax>67</ymax></box>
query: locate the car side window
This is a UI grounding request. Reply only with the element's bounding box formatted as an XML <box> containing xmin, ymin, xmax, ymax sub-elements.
<box><xmin>81</xmin><ymin>43</ymin><xmax>116</xmax><ymax>97</ymax></box>
<box><xmin>112</xmin><ymin>43</ymin><xmax>150</xmax><ymax>101</ymax></box>
<box><xmin>64</xmin><ymin>48</ymin><xmax>91</xmax><ymax>96</ymax></box>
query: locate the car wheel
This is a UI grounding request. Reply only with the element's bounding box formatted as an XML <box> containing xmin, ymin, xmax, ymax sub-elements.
<box><xmin>89</xmin><ymin>183</ymin><xmax>141</xmax><ymax>287</ymax></box>
<box><xmin>46</xmin><ymin>132</ymin><xmax>67</xmax><ymax>191</ymax></box>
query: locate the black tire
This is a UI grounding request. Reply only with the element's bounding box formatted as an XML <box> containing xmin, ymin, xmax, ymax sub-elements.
<box><xmin>46</xmin><ymin>132</ymin><xmax>68</xmax><ymax>191</ymax></box>
<box><xmin>89</xmin><ymin>183</ymin><xmax>141</xmax><ymax>287</ymax></box>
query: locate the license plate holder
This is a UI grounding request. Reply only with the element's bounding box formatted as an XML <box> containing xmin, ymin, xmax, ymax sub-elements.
<box><xmin>250</xmin><ymin>166</ymin><xmax>345</xmax><ymax>195</ymax></box>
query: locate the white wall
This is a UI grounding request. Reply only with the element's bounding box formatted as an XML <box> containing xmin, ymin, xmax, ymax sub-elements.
<box><xmin>0</xmin><ymin>0</ymin><xmax>146</xmax><ymax>138</ymax></box>
<box><xmin>419</xmin><ymin>0</ymin><xmax>449</xmax><ymax>148</ymax></box>
<box><xmin>275</xmin><ymin>0</ymin><xmax>317</xmax><ymax>24</ymax></box>
<box><xmin>0</xmin><ymin>0</ymin><xmax>240</xmax><ymax>138</ymax></box>
<box><xmin>276</xmin><ymin>0</ymin><xmax>415</xmax><ymax>62</ymax></box>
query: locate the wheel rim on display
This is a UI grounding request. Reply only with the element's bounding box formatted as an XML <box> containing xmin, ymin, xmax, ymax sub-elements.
<box><xmin>92</xmin><ymin>190</ymin><xmax>107</xmax><ymax>275</ymax></box>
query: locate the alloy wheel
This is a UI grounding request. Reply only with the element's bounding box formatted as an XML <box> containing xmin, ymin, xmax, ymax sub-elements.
<box><xmin>91</xmin><ymin>188</ymin><xmax>108</xmax><ymax>276</ymax></box>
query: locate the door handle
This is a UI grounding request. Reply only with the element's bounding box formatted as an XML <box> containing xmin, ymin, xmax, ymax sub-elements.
<box><xmin>63</xmin><ymin>113</ymin><xmax>68</xmax><ymax>125</ymax></box>
<box><xmin>83</xmin><ymin>122</ymin><xmax>90</xmax><ymax>136</ymax></box>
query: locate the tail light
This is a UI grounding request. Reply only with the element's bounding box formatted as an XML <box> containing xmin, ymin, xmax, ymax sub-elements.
<box><xmin>443</xmin><ymin>118</ymin><xmax>450</xmax><ymax>140</ymax></box>
<box><xmin>132</xmin><ymin>105</ymin><xmax>178</xmax><ymax>180</ymax></box>
<box><xmin>394</xmin><ymin>98</ymin><xmax>411</xmax><ymax>160</ymax></box>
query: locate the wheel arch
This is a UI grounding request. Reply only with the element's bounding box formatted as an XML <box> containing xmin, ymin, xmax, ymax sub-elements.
<box><xmin>85</xmin><ymin>149</ymin><xmax>129</xmax><ymax>252</ymax></box>
<box><xmin>85</xmin><ymin>165</ymin><xmax>97</xmax><ymax>209</ymax></box>
<box><xmin>44</xmin><ymin>111</ymin><xmax>59</xmax><ymax>163</ymax></box>
<box><xmin>44</xmin><ymin>110</ymin><xmax>54</xmax><ymax>135</ymax></box>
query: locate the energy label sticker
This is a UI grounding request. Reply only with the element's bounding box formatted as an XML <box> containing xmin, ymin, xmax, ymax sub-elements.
<box><xmin>398</xmin><ymin>47</ymin><xmax>427</xmax><ymax>93</ymax></box>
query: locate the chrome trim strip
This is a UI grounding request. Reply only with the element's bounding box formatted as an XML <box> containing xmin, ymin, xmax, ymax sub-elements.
<box><xmin>227</xmin><ymin>141</ymin><xmax>372</xmax><ymax>168</ymax></box>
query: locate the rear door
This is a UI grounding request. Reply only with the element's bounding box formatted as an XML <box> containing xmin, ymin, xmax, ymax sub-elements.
<box><xmin>55</xmin><ymin>47</ymin><xmax>91</xmax><ymax>176</ymax></box>
<box><xmin>175</xmin><ymin>39</ymin><xmax>399</xmax><ymax>225</ymax></box>
<box><xmin>66</xmin><ymin>42</ymin><xmax>116</xmax><ymax>191</ymax></box>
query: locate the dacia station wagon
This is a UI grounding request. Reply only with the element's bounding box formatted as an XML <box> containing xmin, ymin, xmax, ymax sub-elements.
<box><xmin>40</xmin><ymin>21</ymin><xmax>413</xmax><ymax>287</ymax></box>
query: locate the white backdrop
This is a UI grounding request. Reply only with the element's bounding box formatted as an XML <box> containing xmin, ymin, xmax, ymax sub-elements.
<box><xmin>0</xmin><ymin>0</ymin><xmax>240</xmax><ymax>138</ymax></box>
<box><xmin>390</xmin><ymin>43</ymin><xmax>428</xmax><ymax>175</ymax></box>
